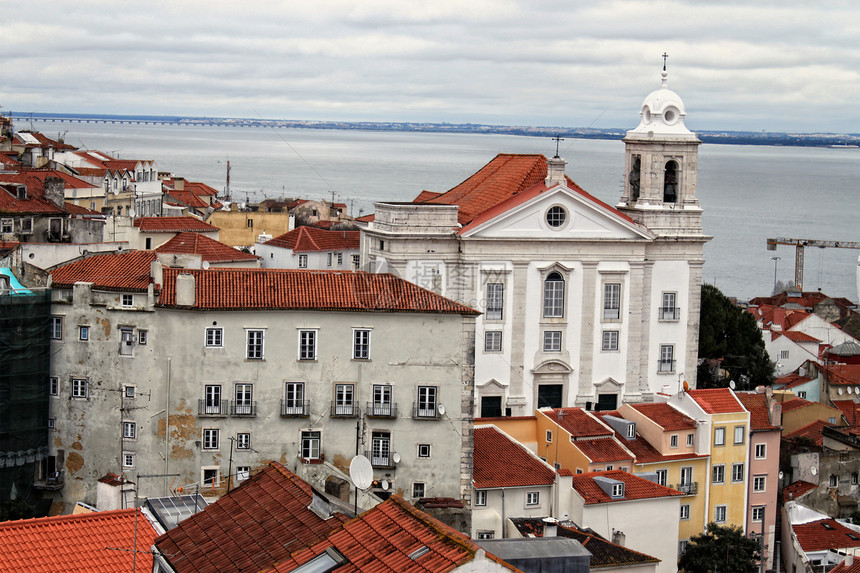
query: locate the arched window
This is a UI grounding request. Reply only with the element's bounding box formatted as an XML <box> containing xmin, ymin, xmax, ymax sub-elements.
<box><xmin>629</xmin><ymin>156</ymin><xmax>641</xmax><ymax>201</ymax></box>
<box><xmin>543</xmin><ymin>272</ymin><xmax>565</xmax><ymax>318</ymax></box>
<box><xmin>663</xmin><ymin>160</ymin><xmax>678</xmax><ymax>203</ymax></box>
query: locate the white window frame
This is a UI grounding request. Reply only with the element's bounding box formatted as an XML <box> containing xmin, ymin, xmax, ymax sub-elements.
<box><xmin>474</xmin><ymin>489</ymin><xmax>487</xmax><ymax>506</ymax></box>
<box><xmin>370</xmin><ymin>431</ymin><xmax>391</xmax><ymax>466</ymax></box>
<box><xmin>732</xmin><ymin>463</ymin><xmax>745</xmax><ymax>483</ymax></box>
<box><xmin>301</xmin><ymin>430</ymin><xmax>321</xmax><ymax>460</ymax></box>
<box><xmin>236</xmin><ymin>466</ymin><xmax>250</xmax><ymax>481</ymax></box>
<box><xmin>543</xmin><ymin>271</ymin><xmax>565</xmax><ymax>318</ymax></box>
<box><xmin>121</xmin><ymin>293</ymin><xmax>133</xmax><ymax>307</ymax></box>
<box><xmin>284</xmin><ymin>382</ymin><xmax>305</xmax><ymax>415</ymax></box>
<box><xmin>47</xmin><ymin>417</ymin><xmax>55</xmax><ymax>430</ymax></box>
<box><xmin>122</xmin><ymin>421</ymin><xmax>136</xmax><ymax>440</ymax></box>
<box><xmin>79</xmin><ymin>326</ymin><xmax>89</xmax><ymax>341</ymax></box>
<box><xmin>49</xmin><ymin>377</ymin><xmax>59</xmax><ymax>396</ymax></box>
<box><xmin>680</xmin><ymin>466</ymin><xmax>693</xmax><ymax>486</ymax></box>
<box><xmin>486</xmin><ymin>283</ymin><xmax>504</xmax><ymax>321</ymax></box>
<box><xmin>0</xmin><ymin>218</ymin><xmax>13</xmax><ymax>233</ymax></box>
<box><xmin>236</xmin><ymin>432</ymin><xmax>251</xmax><ymax>450</ymax></box>
<box><xmin>611</xmin><ymin>483</ymin><xmax>624</xmax><ymax>497</ymax></box>
<box><xmin>603</xmin><ymin>282</ymin><xmax>621</xmax><ymax>321</ymax></box>
<box><xmin>755</xmin><ymin>443</ymin><xmax>766</xmax><ymax>459</ymax></box>
<box><xmin>680</xmin><ymin>504</ymin><xmax>690</xmax><ymax>520</ymax></box>
<box><xmin>543</xmin><ymin>330</ymin><xmax>562</xmax><ymax>352</ymax></box>
<box><xmin>753</xmin><ymin>475</ymin><xmax>766</xmax><ymax>492</ymax></box>
<box><xmin>658</xmin><ymin>344</ymin><xmax>675</xmax><ymax>373</ymax></box>
<box><xmin>205</xmin><ymin>327</ymin><xmax>223</xmax><ymax>348</ymax></box>
<box><xmin>246</xmin><ymin>329</ymin><xmax>264</xmax><ymax>360</ymax></box>
<box><xmin>202</xmin><ymin>428</ymin><xmax>219</xmax><ymax>450</ymax></box>
<box><xmin>602</xmin><ymin>330</ymin><xmax>619</xmax><ymax>352</ymax></box>
<box><xmin>370</xmin><ymin>384</ymin><xmax>392</xmax><ymax>416</ymax></box>
<box><xmin>202</xmin><ymin>467</ymin><xmax>220</xmax><ymax>487</ymax></box>
<box><xmin>298</xmin><ymin>254</ymin><xmax>308</xmax><ymax>268</ymax></box>
<box><xmin>353</xmin><ymin>329</ymin><xmax>370</xmax><ymax>360</ymax></box>
<box><xmin>138</xmin><ymin>330</ymin><xmax>147</xmax><ymax>345</ymax></box>
<box><xmin>656</xmin><ymin>469</ymin><xmax>668</xmax><ymax>486</ymax></box>
<box><xmin>714</xmin><ymin>427</ymin><xmax>726</xmax><ymax>446</ymax></box>
<box><xmin>19</xmin><ymin>217</ymin><xmax>33</xmax><ymax>234</ymax></box>
<box><xmin>687</xmin><ymin>433</ymin><xmax>694</xmax><ymax>446</ymax></box>
<box><xmin>416</xmin><ymin>386</ymin><xmax>437</xmax><ymax>418</ymax></box>
<box><xmin>484</xmin><ymin>331</ymin><xmax>502</xmax><ymax>352</ymax></box>
<box><xmin>545</xmin><ymin>206</ymin><xmax>566</xmax><ymax>228</ymax></box>
<box><xmin>734</xmin><ymin>425</ymin><xmax>745</xmax><ymax>444</ymax></box>
<box><xmin>660</xmin><ymin>291</ymin><xmax>679</xmax><ymax>321</ymax></box>
<box><xmin>714</xmin><ymin>505</ymin><xmax>727</xmax><ymax>523</ymax></box>
<box><xmin>298</xmin><ymin>329</ymin><xmax>317</xmax><ymax>361</ymax></box>
<box><xmin>525</xmin><ymin>491</ymin><xmax>540</xmax><ymax>506</ymax></box>
<box><xmin>50</xmin><ymin>316</ymin><xmax>63</xmax><ymax>340</ymax></box>
<box><xmin>71</xmin><ymin>378</ymin><xmax>88</xmax><ymax>399</ymax></box>
<box><xmin>234</xmin><ymin>383</ymin><xmax>253</xmax><ymax>415</ymax></box>
<box><xmin>123</xmin><ymin>452</ymin><xmax>135</xmax><ymax>468</ymax></box>
<box><xmin>752</xmin><ymin>506</ymin><xmax>765</xmax><ymax>522</ymax></box>
<box><xmin>417</xmin><ymin>444</ymin><xmax>431</xmax><ymax>459</ymax></box>
<box><xmin>120</xmin><ymin>328</ymin><xmax>134</xmax><ymax>356</ymax></box>
<box><xmin>546</xmin><ymin>430</ymin><xmax>553</xmax><ymax>443</ymax></box>
<box><xmin>670</xmin><ymin>434</ymin><xmax>679</xmax><ymax>448</ymax></box>
<box><xmin>204</xmin><ymin>384</ymin><xmax>222</xmax><ymax>414</ymax></box>
<box><xmin>712</xmin><ymin>464</ymin><xmax>725</xmax><ymax>484</ymax></box>
<box><xmin>124</xmin><ymin>385</ymin><xmax>136</xmax><ymax>399</ymax></box>
<box><xmin>334</xmin><ymin>383</ymin><xmax>355</xmax><ymax>416</ymax></box>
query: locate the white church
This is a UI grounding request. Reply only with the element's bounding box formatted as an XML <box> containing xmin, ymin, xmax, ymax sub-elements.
<box><xmin>360</xmin><ymin>67</ymin><xmax>709</xmax><ymax>416</ymax></box>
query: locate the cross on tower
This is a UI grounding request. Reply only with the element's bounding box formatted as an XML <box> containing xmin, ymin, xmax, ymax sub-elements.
<box><xmin>552</xmin><ymin>135</ymin><xmax>564</xmax><ymax>158</ymax></box>
<box><xmin>662</xmin><ymin>52</ymin><xmax>669</xmax><ymax>71</ymax></box>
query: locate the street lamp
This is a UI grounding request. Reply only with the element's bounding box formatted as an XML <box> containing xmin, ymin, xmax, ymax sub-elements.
<box><xmin>771</xmin><ymin>257</ymin><xmax>781</xmax><ymax>293</ymax></box>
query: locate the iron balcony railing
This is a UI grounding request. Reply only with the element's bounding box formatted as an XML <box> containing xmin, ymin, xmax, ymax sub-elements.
<box><xmin>366</xmin><ymin>449</ymin><xmax>394</xmax><ymax>469</ymax></box>
<box><xmin>34</xmin><ymin>470</ymin><xmax>65</xmax><ymax>490</ymax></box>
<box><xmin>658</xmin><ymin>307</ymin><xmax>681</xmax><ymax>321</ymax></box>
<box><xmin>366</xmin><ymin>402</ymin><xmax>398</xmax><ymax>418</ymax></box>
<box><xmin>670</xmin><ymin>481</ymin><xmax>698</xmax><ymax>495</ymax></box>
<box><xmin>198</xmin><ymin>399</ymin><xmax>228</xmax><ymax>417</ymax></box>
<box><xmin>658</xmin><ymin>359</ymin><xmax>676</xmax><ymax>373</ymax></box>
<box><xmin>413</xmin><ymin>403</ymin><xmax>440</xmax><ymax>420</ymax></box>
<box><xmin>331</xmin><ymin>401</ymin><xmax>359</xmax><ymax>418</ymax></box>
<box><xmin>230</xmin><ymin>401</ymin><xmax>257</xmax><ymax>417</ymax></box>
<box><xmin>280</xmin><ymin>399</ymin><xmax>310</xmax><ymax>418</ymax></box>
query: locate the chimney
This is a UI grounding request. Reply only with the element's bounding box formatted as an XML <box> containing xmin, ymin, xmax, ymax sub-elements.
<box><xmin>174</xmin><ymin>177</ymin><xmax>185</xmax><ymax>191</ymax></box>
<box><xmin>542</xmin><ymin>517</ymin><xmax>558</xmax><ymax>538</ymax></box>
<box><xmin>845</xmin><ymin>554</ymin><xmax>854</xmax><ymax>567</ymax></box>
<box><xmin>176</xmin><ymin>273</ymin><xmax>196</xmax><ymax>307</ymax></box>
<box><xmin>545</xmin><ymin>156</ymin><xmax>567</xmax><ymax>187</ymax></box>
<box><xmin>44</xmin><ymin>176</ymin><xmax>65</xmax><ymax>208</ymax></box>
<box><xmin>150</xmin><ymin>259</ymin><xmax>163</xmax><ymax>287</ymax></box>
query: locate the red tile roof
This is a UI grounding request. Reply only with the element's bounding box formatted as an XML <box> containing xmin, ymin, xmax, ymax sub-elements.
<box><xmin>473</xmin><ymin>426</ymin><xmax>556</xmax><ymax>489</ymax></box>
<box><xmin>570</xmin><ymin>470</ymin><xmax>684</xmax><ymax>504</ymax></box>
<box><xmin>781</xmin><ymin>397</ymin><xmax>814</xmax><ymax>413</ymax></box>
<box><xmin>156</xmin><ymin>232</ymin><xmax>259</xmax><ymax>263</ymax></box>
<box><xmin>832</xmin><ymin>400</ymin><xmax>860</xmax><ymax>426</ymax></box>
<box><xmin>775</xmin><ymin>330</ymin><xmax>821</xmax><ymax>343</ymax></box>
<box><xmin>686</xmin><ymin>388</ymin><xmax>745</xmax><ymax>414</ymax></box>
<box><xmin>51</xmin><ymin>251</ymin><xmax>157</xmax><ymax>291</ymax></box>
<box><xmin>793</xmin><ymin>518</ymin><xmax>860</xmax><ymax>552</ymax></box>
<box><xmin>65</xmin><ymin>202</ymin><xmax>102</xmax><ymax>216</ymax></box>
<box><xmin>264</xmin><ymin>226</ymin><xmax>360</xmax><ymax>252</ymax></box>
<box><xmin>266</xmin><ymin>496</ymin><xmax>518</xmax><ymax>573</ymax></box>
<box><xmin>166</xmin><ymin>190</ymin><xmax>211</xmax><ymax>209</ymax></box>
<box><xmin>735</xmin><ymin>392</ymin><xmax>780</xmax><ymax>431</ymax></box>
<box><xmin>573</xmin><ymin>438</ymin><xmax>635</xmax><ymax>465</ymax></box>
<box><xmin>0</xmin><ymin>508</ymin><xmax>157</xmax><ymax>572</ymax></box>
<box><xmin>774</xmin><ymin>373</ymin><xmax>815</xmax><ymax>390</ymax></box>
<box><xmin>23</xmin><ymin>168</ymin><xmax>98</xmax><ymax>190</ymax></box>
<box><xmin>543</xmin><ymin>408</ymin><xmax>613</xmax><ymax>439</ymax></box>
<box><xmin>784</xmin><ymin>420</ymin><xmax>835</xmax><ymax>447</ymax></box>
<box><xmin>825</xmin><ymin>364</ymin><xmax>860</xmax><ymax>386</ymax></box>
<box><xmin>783</xmin><ymin>480</ymin><xmax>818</xmax><ymax>501</ymax></box>
<box><xmin>0</xmin><ymin>173</ymin><xmax>66</xmax><ymax>215</ymax></box>
<box><xmin>628</xmin><ymin>403</ymin><xmax>697</xmax><ymax>431</ymax></box>
<box><xmin>133</xmin><ymin>216</ymin><xmax>218</xmax><ymax>233</ymax></box>
<box><xmin>155</xmin><ymin>462</ymin><xmax>348</xmax><ymax>573</ymax></box>
<box><xmin>158</xmin><ymin>268</ymin><xmax>480</xmax><ymax>314</ymax></box>
<box><xmin>830</xmin><ymin>557</ymin><xmax>860</xmax><ymax>573</ymax></box>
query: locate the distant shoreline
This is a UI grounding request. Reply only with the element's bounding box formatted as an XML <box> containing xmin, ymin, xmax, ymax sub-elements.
<box><xmin>13</xmin><ymin>111</ymin><xmax>860</xmax><ymax>149</ymax></box>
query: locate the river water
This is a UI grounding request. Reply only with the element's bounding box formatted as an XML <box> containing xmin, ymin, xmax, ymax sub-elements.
<box><xmin>33</xmin><ymin>121</ymin><xmax>860</xmax><ymax>302</ymax></box>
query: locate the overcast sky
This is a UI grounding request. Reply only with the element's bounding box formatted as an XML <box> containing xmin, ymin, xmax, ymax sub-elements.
<box><xmin>2</xmin><ymin>1</ymin><xmax>858</xmax><ymax>133</ymax></box>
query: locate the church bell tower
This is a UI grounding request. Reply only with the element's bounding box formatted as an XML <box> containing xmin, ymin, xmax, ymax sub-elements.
<box><xmin>618</xmin><ymin>58</ymin><xmax>702</xmax><ymax>236</ymax></box>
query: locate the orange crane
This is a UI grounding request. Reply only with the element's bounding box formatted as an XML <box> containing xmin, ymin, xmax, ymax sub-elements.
<box><xmin>766</xmin><ymin>237</ymin><xmax>860</xmax><ymax>291</ymax></box>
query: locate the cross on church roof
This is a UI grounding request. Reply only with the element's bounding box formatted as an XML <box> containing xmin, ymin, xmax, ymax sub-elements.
<box><xmin>552</xmin><ymin>135</ymin><xmax>564</xmax><ymax>159</ymax></box>
<box><xmin>662</xmin><ymin>52</ymin><xmax>669</xmax><ymax>71</ymax></box>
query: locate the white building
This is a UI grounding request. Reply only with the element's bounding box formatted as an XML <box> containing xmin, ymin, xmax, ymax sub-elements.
<box><xmin>360</xmin><ymin>68</ymin><xmax>708</xmax><ymax>415</ymax></box>
<box><xmin>256</xmin><ymin>226</ymin><xmax>360</xmax><ymax>270</ymax></box>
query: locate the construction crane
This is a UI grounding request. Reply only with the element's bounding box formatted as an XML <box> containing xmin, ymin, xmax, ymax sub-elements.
<box><xmin>766</xmin><ymin>237</ymin><xmax>860</xmax><ymax>291</ymax></box>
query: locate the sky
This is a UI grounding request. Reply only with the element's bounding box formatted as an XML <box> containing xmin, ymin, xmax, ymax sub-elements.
<box><xmin>2</xmin><ymin>0</ymin><xmax>859</xmax><ymax>133</ymax></box>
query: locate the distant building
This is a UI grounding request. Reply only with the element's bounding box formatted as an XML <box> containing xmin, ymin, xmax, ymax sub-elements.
<box><xmin>256</xmin><ymin>226</ymin><xmax>360</xmax><ymax>270</ymax></box>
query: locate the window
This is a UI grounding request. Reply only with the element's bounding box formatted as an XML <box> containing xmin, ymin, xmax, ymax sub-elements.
<box><xmin>602</xmin><ymin>330</ymin><xmax>619</xmax><ymax>351</ymax></box>
<box><xmin>417</xmin><ymin>444</ymin><xmax>431</xmax><ymax>459</ymax></box>
<box><xmin>50</xmin><ymin>316</ymin><xmax>63</xmax><ymax>340</ymax></box>
<box><xmin>526</xmin><ymin>491</ymin><xmax>540</xmax><ymax>506</ymax></box>
<box><xmin>416</xmin><ymin>386</ymin><xmax>437</xmax><ymax>418</ymax></box>
<box><xmin>780</xmin><ymin>350</ymin><xmax>790</xmax><ymax>360</ymax></box>
<box><xmin>412</xmin><ymin>482</ymin><xmax>425</xmax><ymax>498</ymax></box>
<box><xmin>476</xmin><ymin>531</ymin><xmax>494</xmax><ymax>540</ymax></box>
<box><xmin>234</xmin><ymin>384</ymin><xmax>253</xmax><ymax>415</ymax></box>
<box><xmin>714</xmin><ymin>427</ymin><xmax>726</xmax><ymax>446</ymax></box>
<box><xmin>474</xmin><ymin>490</ymin><xmax>487</xmax><ymax>506</ymax></box>
<box><xmin>660</xmin><ymin>292</ymin><xmax>678</xmax><ymax>320</ymax></box>
<box><xmin>670</xmin><ymin>434</ymin><xmax>678</xmax><ymax>448</ymax></box>
<box><xmin>301</xmin><ymin>431</ymin><xmax>321</xmax><ymax>460</ymax></box>
<box><xmin>202</xmin><ymin>468</ymin><xmax>219</xmax><ymax>487</ymax></box>
<box><xmin>237</xmin><ymin>432</ymin><xmax>250</xmax><ymax>450</ymax></box>
<box><xmin>334</xmin><ymin>384</ymin><xmax>355</xmax><ymax>416</ymax></box>
<box><xmin>486</xmin><ymin>283</ymin><xmax>504</xmax><ymax>320</ymax></box>
<box><xmin>611</xmin><ymin>483</ymin><xmax>624</xmax><ymax>497</ymax></box>
<box><xmin>49</xmin><ymin>377</ymin><xmax>59</xmax><ymax>396</ymax></box>
<box><xmin>72</xmin><ymin>378</ymin><xmax>88</xmax><ymax>398</ymax></box>
<box><xmin>203</xmin><ymin>429</ymin><xmax>219</xmax><ymax>450</ymax></box>
<box><xmin>680</xmin><ymin>466</ymin><xmax>693</xmax><ymax>487</ymax></box>
<box><xmin>680</xmin><ymin>504</ymin><xmax>690</xmax><ymax>520</ymax></box>
<box><xmin>122</xmin><ymin>421</ymin><xmax>136</xmax><ymax>440</ymax></box>
<box><xmin>138</xmin><ymin>330</ymin><xmax>147</xmax><ymax>345</ymax></box>
<box><xmin>603</xmin><ymin>283</ymin><xmax>621</xmax><ymax>320</ymax></box>
<box><xmin>755</xmin><ymin>443</ymin><xmax>766</xmax><ymax>459</ymax></box>
<box><xmin>121</xmin><ymin>294</ymin><xmax>133</xmax><ymax>307</ymax></box>
<box><xmin>283</xmin><ymin>382</ymin><xmax>306</xmax><ymax>415</ymax></box>
<box><xmin>327</xmin><ymin>253</ymin><xmax>333</xmax><ymax>267</ymax></box>
<box><xmin>79</xmin><ymin>326</ymin><xmax>89</xmax><ymax>341</ymax></box>
<box><xmin>19</xmin><ymin>218</ymin><xmax>33</xmax><ymax>234</ymax></box>
<box><xmin>546</xmin><ymin>206</ymin><xmax>566</xmax><ymax>228</ymax></box>
<box><xmin>352</xmin><ymin>254</ymin><xmax>360</xmax><ymax>269</ymax></box>
<box><xmin>370</xmin><ymin>384</ymin><xmax>393</xmax><ymax>417</ymax></box>
<box><xmin>370</xmin><ymin>431</ymin><xmax>391</xmax><ymax>466</ymax></box>
<box><xmin>298</xmin><ymin>254</ymin><xmax>308</xmax><ymax>268</ymax></box>
<box><xmin>123</xmin><ymin>452</ymin><xmax>135</xmax><ymax>468</ymax></box>
<box><xmin>685</xmin><ymin>434</ymin><xmax>694</xmax><ymax>447</ymax></box>
<box><xmin>353</xmin><ymin>329</ymin><xmax>370</xmax><ymax>359</ymax></box>
<box><xmin>852</xmin><ymin>473</ymin><xmax>858</xmax><ymax>485</ymax></box>
<box><xmin>658</xmin><ymin>344</ymin><xmax>675</xmax><ymax>372</ymax></box>
<box><xmin>120</xmin><ymin>328</ymin><xmax>134</xmax><ymax>356</ymax></box>
<box><xmin>712</xmin><ymin>464</ymin><xmax>725</xmax><ymax>484</ymax></box>
<box><xmin>299</xmin><ymin>330</ymin><xmax>316</xmax><ymax>360</ymax></box>
<box><xmin>0</xmin><ymin>218</ymin><xmax>12</xmax><ymax>233</ymax></box>
<box><xmin>543</xmin><ymin>331</ymin><xmax>562</xmax><ymax>352</ymax></box>
<box><xmin>206</xmin><ymin>327</ymin><xmax>223</xmax><ymax>347</ymax></box>
<box><xmin>752</xmin><ymin>506</ymin><xmax>765</xmax><ymax>522</ymax></box>
<box><xmin>543</xmin><ymin>271</ymin><xmax>565</xmax><ymax>318</ymax></box>
<box><xmin>732</xmin><ymin>463</ymin><xmax>744</xmax><ymax>482</ymax></box>
<box><xmin>797</xmin><ymin>390</ymin><xmax>807</xmax><ymax>399</ymax></box>
<box><xmin>204</xmin><ymin>385</ymin><xmax>222</xmax><ymax>414</ymax></box>
<box><xmin>236</xmin><ymin>466</ymin><xmax>250</xmax><ymax>481</ymax></box>
<box><xmin>679</xmin><ymin>540</ymin><xmax>689</xmax><ymax>555</ymax></box>
<box><xmin>47</xmin><ymin>417</ymin><xmax>55</xmax><ymax>429</ymax></box>
<box><xmin>656</xmin><ymin>469</ymin><xmax>668</xmax><ymax>486</ymax></box>
<box><xmin>829</xmin><ymin>474</ymin><xmax>838</xmax><ymax>487</ymax></box>
<box><xmin>484</xmin><ymin>331</ymin><xmax>502</xmax><ymax>352</ymax></box>
<box><xmin>714</xmin><ymin>505</ymin><xmax>727</xmax><ymax>523</ymax></box>
<box><xmin>734</xmin><ymin>425</ymin><xmax>745</xmax><ymax>444</ymax></box>
<box><xmin>246</xmin><ymin>329</ymin><xmax>264</xmax><ymax>360</ymax></box>
<box><xmin>753</xmin><ymin>475</ymin><xmax>766</xmax><ymax>492</ymax></box>
<box><xmin>546</xmin><ymin>430</ymin><xmax>553</xmax><ymax>443</ymax></box>
<box><xmin>124</xmin><ymin>386</ymin><xmax>135</xmax><ymax>399</ymax></box>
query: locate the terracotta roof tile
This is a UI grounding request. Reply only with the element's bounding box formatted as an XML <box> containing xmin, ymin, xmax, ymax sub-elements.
<box><xmin>0</xmin><ymin>508</ymin><xmax>157</xmax><ymax>572</ymax></box>
<box><xmin>775</xmin><ymin>330</ymin><xmax>821</xmax><ymax>343</ymax></box>
<box><xmin>774</xmin><ymin>373</ymin><xmax>815</xmax><ymax>390</ymax></box>
<box><xmin>264</xmin><ymin>226</ymin><xmax>360</xmax><ymax>252</ymax></box>
<box><xmin>156</xmin><ymin>232</ymin><xmax>259</xmax><ymax>263</ymax></box>
<box><xmin>824</xmin><ymin>364</ymin><xmax>860</xmax><ymax>386</ymax></box>
<box><xmin>0</xmin><ymin>172</ymin><xmax>66</xmax><ymax>215</ymax></box>
<box><xmin>735</xmin><ymin>392</ymin><xmax>780</xmax><ymax>431</ymax></box>
<box><xmin>783</xmin><ymin>480</ymin><xmax>817</xmax><ymax>501</ymax></box>
<box><xmin>473</xmin><ymin>426</ymin><xmax>556</xmax><ymax>489</ymax></box>
<box><xmin>781</xmin><ymin>397</ymin><xmax>813</xmax><ymax>413</ymax></box>
<box><xmin>133</xmin><ymin>216</ymin><xmax>218</xmax><ymax>233</ymax></box>
<box><xmin>543</xmin><ymin>408</ymin><xmax>613</xmax><ymax>439</ymax></box>
<box><xmin>832</xmin><ymin>400</ymin><xmax>860</xmax><ymax>426</ymax></box>
<box><xmin>573</xmin><ymin>438</ymin><xmax>635</xmax><ymax>465</ymax></box>
<box><xmin>830</xmin><ymin>557</ymin><xmax>860</xmax><ymax>573</ymax></box>
<box><xmin>51</xmin><ymin>251</ymin><xmax>157</xmax><ymax>291</ymax></box>
<box><xmin>570</xmin><ymin>470</ymin><xmax>684</xmax><ymax>504</ymax></box>
<box><xmin>686</xmin><ymin>388</ymin><xmax>745</xmax><ymax>414</ymax></box>
<box><xmin>784</xmin><ymin>420</ymin><xmax>835</xmax><ymax>447</ymax></box>
<box><xmin>628</xmin><ymin>403</ymin><xmax>697</xmax><ymax>430</ymax></box>
<box><xmin>793</xmin><ymin>518</ymin><xmax>860</xmax><ymax>552</ymax></box>
<box><xmin>158</xmin><ymin>268</ymin><xmax>479</xmax><ymax>314</ymax></box>
<box><xmin>64</xmin><ymin>202</ymin><xmax>102</xmax><ymax>216</ymax></box>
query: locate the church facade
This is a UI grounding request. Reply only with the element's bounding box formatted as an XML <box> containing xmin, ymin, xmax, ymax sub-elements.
<box><xmin>360</xmin><ymin>69</ymin><xmax>710</xmax><ymax>416</ymax></box>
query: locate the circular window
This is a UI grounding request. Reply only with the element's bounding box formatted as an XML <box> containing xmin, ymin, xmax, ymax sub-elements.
<box><xmin>664</xmin><ymin>107</ymin><xmax>678</xmax><ymax>125</ymax></box>
<box><xmin>642</xmin><ymin>106</ymin><xmax>652</xmax><ymax>124</ymax></box>
<box><xmin>546</xmin><ymin>206</ymin><xmax>567</xmax><ymax>228</ymax></box>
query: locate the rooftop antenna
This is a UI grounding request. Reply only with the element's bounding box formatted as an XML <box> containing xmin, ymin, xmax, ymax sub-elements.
<box><xmin>552</xmin><ymin>136</ymin><xmax>564</xmax><ymax>159</ymax></box>
<box><xmin>662</xmin><ymin>52</ymin><xmax>669</xmax><ymax>72</ymax></box>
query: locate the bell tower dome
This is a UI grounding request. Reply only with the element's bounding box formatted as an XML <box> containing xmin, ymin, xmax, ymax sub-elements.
<box><xmin>618</xmin><ymin>57</ymin><xmax>702</xmax><ymax>236</ymax></box>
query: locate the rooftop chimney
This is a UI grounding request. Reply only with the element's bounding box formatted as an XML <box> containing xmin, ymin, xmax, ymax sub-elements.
<box><xmin>176</xmin><ymin>273</ymin><xmax>196</xmax><ymax>307</ymax></box>
<box><xmin>545</xmin><ymin>156</ymin><xmax>567</xmax><ymax>187</ymax></box>
<box><xmin>846</xmin><ymin>554</ymin><xmax>854</xmax><ymax>566</ymax></box>
<box><xmin>542</xmin><ymin>517</ymin><xmax>558</xmax><ymax>538</ymax></box>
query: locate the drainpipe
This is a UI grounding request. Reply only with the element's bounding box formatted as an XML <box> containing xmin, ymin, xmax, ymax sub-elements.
<box><xmin>501</xmin><ymin>489</ymin><xmax>506</xmax><ymax>539</ymax></box>
<box><xmin>164</xmin><ymin>357</ymin><xmax>171</xmax><ymax>495</ymax></box>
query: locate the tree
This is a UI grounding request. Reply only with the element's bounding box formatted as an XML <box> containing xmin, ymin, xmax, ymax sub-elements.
<box><xmin>697</xmin><ymin>283</ymin><xmax>774</xmax><ymax>389</ymax></box>
<box><xmin>678</xmin><ymin>522</ymin><xmax>760</xmax><ymax>573</ymax></box>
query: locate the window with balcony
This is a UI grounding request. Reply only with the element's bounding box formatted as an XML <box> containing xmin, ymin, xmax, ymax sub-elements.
<box><xmin>659</xmin><ymin>292</ymin><xmax>679</xmax><ymax>321</ymax></box>
<box><xmin>658</xmin><ymin>344</ymin><xmax>675</xmax><ymax>373</ymax></box>
<box><xmin>603</xmin><ymin>283</ymin><xmax>621</xmax><ymax>321</ymax></box>
<box><xmin>301</xmin><ymin>431</ymin><xmax>321</xmax><ymax>460</ymax></box>
<box><xmin>333</xmin><ymin>384</ymin><xmax>356</xmax><ymax>417</ymax></box>
<box><xmin>370</xmin><ymin>431</ymin><xmax>391</xmax><ymax>467</ymax></box>
<box><xmin>299</xmin><ymin>330</ymin><xmax>317</xmax><ymax>360</ymax></box>
<box><xmin>416</xmin><ymin>386</ymin><xmax>438</xmax><ymax>418</ymax></box>
<box><xmin>203</xmin><ymin>384</ymin><xmax>223</xmax><ymax>415</ymax></box>
<box><xmin>543</xmin><ymin>272</ymin><xmax>565</xmax><ymax>318</ymax></box>
<box><xmin>486</xmin><ymin>283</ymin><xmax>504</xmax><ymax>320</ymax></box>
<box><xmin>282</xmin><ymin>382</ymin><xmax>307</xmax><ymax>416</ymax></box>
<box><xmin>233</xmin><ymin>384</ymin><xmax>254</xmax><ymax>416</ymax></box>
<box><xmin>246</xmin><ymin>329</ymin><xmax>264</xmax><ymax>360</ymax></box>
<box><xmin>353</xmin><ymin>329</ymin><xmax>370</xmax><ymax>360</ymax></box>
<box><xmin>369</xmin><ymin>384</ymin><xmax>394</xmax><ymax>417</ymax></box>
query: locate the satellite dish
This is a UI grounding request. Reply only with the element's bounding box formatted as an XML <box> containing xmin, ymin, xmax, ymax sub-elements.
<box><xmin>856</xmin><ymin>386</ymin><xmax>860</xmax><ymax>394</ymax></box>
<box><xmin>811</xmin><ymin>467</ymin><xmax>817</xmax><ymax>476</ymax></box>
<box><xmin>778</xmin><ymin>471</ymin><xmax>784</xmax><ymax>481</ymax></box>
<box><xmin>392</xmin><ymin>452</ymin><xmax>401</xmax><ymax>464</ymax></box>
<box><xmin>438</xmin><ymin>404</ymin><xmax>446</xmax><ymax>416</ymax></box>
<box><xmin>838</xmin><ymin>388</ymin><xmax>844</xmax><ymax>396</ymax></box>
<box><xmin>129</xmin><ymin>209</ymin><xmax>136</xmax><ymax>218</ymax></box>
<box><xmin>202</xmin><ymin>261</ymin><xmax>210</xmax><ymax>270</ymax></box>
<box><xmin>729</xmin><ymin>380</ymin><xmax>736</xmax><ymax>390</ymax></box>
<box><xmin>381</xmin><ymin>479</ymin><xmax>389</xmax><ymax>491</ymax></box>
<box><xmin>848</xmin><ymin>387</ymin><xmax>853</xmax><ymax>395</ymax></box>
<box><xmin>349</xmin><ymin>455</ymin><xmax>373</xmax><ymax>490</ymax></box>
<box><xmin>683</xmin><ymin>380</ymin><xmax>690</xmax><ymax>392</ymax></box>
